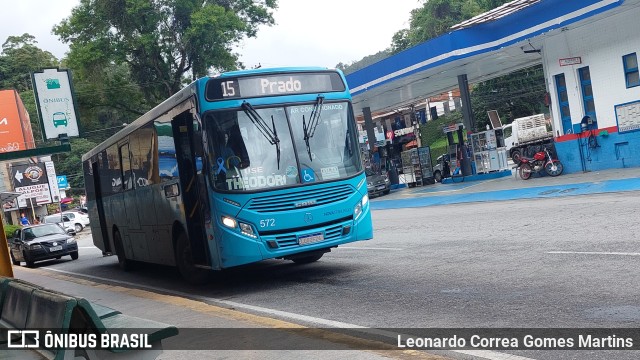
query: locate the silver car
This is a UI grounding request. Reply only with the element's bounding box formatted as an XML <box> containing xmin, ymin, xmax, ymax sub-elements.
<box><xmin>366</xmin><ymin>169</ymin><xmax>390</xmax><ymax>197</ymax></box>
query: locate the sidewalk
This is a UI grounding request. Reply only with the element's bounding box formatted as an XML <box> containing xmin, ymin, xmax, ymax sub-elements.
<box><xmin>11</xmin><ymin>267</ymin><xmax>449</xmax><ymax>360</ymax></box>
<box><xmin>371</xmin><ymin>166</ymin><xmax>640</xmax><ymax>210</ymax></box>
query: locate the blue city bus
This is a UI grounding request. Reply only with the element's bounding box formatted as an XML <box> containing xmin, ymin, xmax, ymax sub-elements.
<box><xmin>82</xmin><ymin>67</ymin><xmax>373</xmax><ymax>282</ymax></box>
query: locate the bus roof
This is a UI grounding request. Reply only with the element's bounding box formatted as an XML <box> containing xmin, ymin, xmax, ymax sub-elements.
<box><xmin>81</xmin><ymin>67</ymin><xmax>340</xmax><ymax>162</ymax></box>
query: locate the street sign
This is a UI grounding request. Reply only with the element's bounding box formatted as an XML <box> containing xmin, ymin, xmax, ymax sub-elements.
<box><xmin>32</xmin><ymin>68</ymin><xmax>80</xmax><ymax>139</ymax></box>
<box><xmin>57</xmin><ymin>175</ymin><xmax>69</xmax><ymax>189</ymax></box>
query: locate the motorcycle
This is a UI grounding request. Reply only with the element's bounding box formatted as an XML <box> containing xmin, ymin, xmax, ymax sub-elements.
<box><xmin>517</xmin><ymin>148</ymin><xmax>564</xmax><ymax>180</ymax></box>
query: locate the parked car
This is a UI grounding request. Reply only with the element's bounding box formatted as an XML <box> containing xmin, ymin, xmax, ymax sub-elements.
<box><xmin>432</xmin><ymin>154</ymin><xmax>451</xmax><ymax>182</ymax></box>
<box><xmin>8</xmin><ymin>223</ymin><xmax>78</xmax><ymax>268</ymax></box>
<box><xmin>366</xmin><ymin>169</ymin><xmax>390</xmax><ymax>197</ymax></box>
<box><xmin>43</xmin><ymin>211</ymin><xmax>89</xmax><ymax>233</ymax></box>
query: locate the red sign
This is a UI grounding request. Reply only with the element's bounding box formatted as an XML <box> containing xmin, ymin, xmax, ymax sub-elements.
<box><xmin>559</xmin><ymin>57</ymin><xmax>582</xmax><ymax>66</ymax></box>
<box><xmin>386</xmin><ymin>130</ymin><xmax>394</xmax><ymax>140</ymax></box>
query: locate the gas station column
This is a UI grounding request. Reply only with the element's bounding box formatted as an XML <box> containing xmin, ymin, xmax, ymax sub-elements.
<box><xmin>457</xmin><ymin>74</ymin><xmax>474</xmax><ymax>176</ymax></box>
<box><xmin>363</xmin><ymin>107</ymin><xmax>377</xmax><ymax>152</ymax></box>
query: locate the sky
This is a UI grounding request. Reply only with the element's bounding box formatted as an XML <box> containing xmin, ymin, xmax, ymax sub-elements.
<box><xmin>0</xmin><ymin>0</ymin><xmax>422</xmax><ymax>69</ymax></box>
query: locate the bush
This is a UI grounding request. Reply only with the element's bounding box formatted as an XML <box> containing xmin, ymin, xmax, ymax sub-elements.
<box><xmin>4</xmin><ymin>224</ymin><xmax>21</xmax><ymax>238</ymax></box>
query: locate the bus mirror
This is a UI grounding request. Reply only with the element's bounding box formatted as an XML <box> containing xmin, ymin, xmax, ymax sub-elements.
<box><xmin>164</xmin><ymin>183</ymin><xmax>180</xmax><ymax>198</ymax></box>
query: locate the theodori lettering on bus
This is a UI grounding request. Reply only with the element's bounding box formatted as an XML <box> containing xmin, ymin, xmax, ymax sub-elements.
<box><xmin>226</xmin><ymin>167</ymin><xmax>288</xmax><ymax>190</ymax></box>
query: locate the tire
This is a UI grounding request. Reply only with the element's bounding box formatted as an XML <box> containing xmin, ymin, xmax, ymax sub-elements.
<box><xmin>545</xmin><ymin>161</ymin><xmax>564</xmax><ymax>177</ymax></box>
<box><xmin>55</xmin><ymin>256</ymin><xmax>62</xmax><ymax>259</ymax></box>
<box><xmin>70</xmin><ymin>251</ymin><xmax>79</xmax><ymax>260</ymax></box>
<box><xmin>511</xmin><ymin>149</ymin><xmax>522</xmax><ymax>164</ymax></box>
<box><xmin>519</xmin><ymin>163</ymin><xmax>532</xmax><ymax>180</ymax></box>
<box><xmin>175</xmin><ymin>232</ymin><xmax>210</xmax><ymax>285</ymax></box>
<box><xmin>74</xmin><ymin>223</ymin><xmax>83</xmax><ymax>233</ymax></box>
<box><xmin>10</xmin><ymin>252</ymin><xmax>20</xmax><ymax>266</ymax></box>
<box><xmin>113</xmin><ymin>230</ymin><xmax>134</xmax><ymax>271</ymax></box>
<box><xmin>24</xmin><ymin>252</ymin><xmax>35</xmax><ymax>268</ymax></box>
<box><xmin>292</xmin><ymin>253</ymin><xmax>324</xmax><ymax>264</ymax></box>
<box><xmin>383</xmin><ymin>189</ymin><xmax>390</xmax><ymax>195</ymax></box>
<box><xmin>434</xmin><ymin>171</ymin><xmax>442</xmax><ymax>183</ymax></box>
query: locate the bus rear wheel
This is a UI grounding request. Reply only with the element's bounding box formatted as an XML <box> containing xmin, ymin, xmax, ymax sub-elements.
<box><xmin>114</xmin><ymin>230</ymin><xmax>134</xmax><ymax>271</ymax></box>
<box><xmin>175</xmin><ymin>232</ymin><xmax>210</xmax><ymax>285</ymax></box>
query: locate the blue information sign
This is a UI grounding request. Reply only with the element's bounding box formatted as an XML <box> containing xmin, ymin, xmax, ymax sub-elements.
<box><xmin>57</xmin><ymin>175</ymin><xmax>69</xmax><ymax>189</ymax></box>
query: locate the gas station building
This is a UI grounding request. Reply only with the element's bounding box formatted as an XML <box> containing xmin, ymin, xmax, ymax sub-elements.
<box><xmin>347</xmin><ymin>0</ymin><xmax>640</xmax><ymax>175</ymax></box>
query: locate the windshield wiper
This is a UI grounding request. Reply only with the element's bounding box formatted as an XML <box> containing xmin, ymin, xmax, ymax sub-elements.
<box><xmin>303</xmin><ymin>95</ymin><xmax>324</xmax><ymax>161</ymax></box>
<box><xmin>241</xmin><ymin>101</ymin><xmax>281</xmax><ymax>169</ymax></box>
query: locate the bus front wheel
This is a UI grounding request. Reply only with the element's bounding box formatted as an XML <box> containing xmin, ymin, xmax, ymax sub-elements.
<box><xmin>175</xmin><ymin>232</ymin><xmax>210</xmax><ymax>285</ymax></box>
<box><xmin>291</xmin><ymin>253</ymin><xmax>324</xmax><ymax>264</ymax></box>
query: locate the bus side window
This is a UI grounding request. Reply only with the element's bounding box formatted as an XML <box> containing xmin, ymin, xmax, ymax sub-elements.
<box><xmin>119</xmin><ymin>143</ymin><xmax>133</xmax><ymax>190</ymax></box>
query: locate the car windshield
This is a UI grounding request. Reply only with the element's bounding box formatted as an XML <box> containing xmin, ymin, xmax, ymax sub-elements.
<box><xmin>23</xmin><ymin>224</ymin><xmax>66</xmax><ymax>239</ymax></box>
<box><xmin>204</xmin><ymin>101</ymin><xmax>361</xmax><ymax>192</ymax></box>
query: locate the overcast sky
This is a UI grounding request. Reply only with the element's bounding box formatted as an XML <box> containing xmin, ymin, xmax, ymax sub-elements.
<box><xmin>1</xmin><ymin>0</ymin><xmax>421</xmax><ymax>69</ymax></box>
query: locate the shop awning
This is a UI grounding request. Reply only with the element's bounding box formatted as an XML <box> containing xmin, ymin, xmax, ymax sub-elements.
<box><xmin>60</xmin><ymin>197</ymin><xmax>74</xmax><ymax>204</ymax></box>
<box><xmin>405</xmin><ymin>140</ymin><xmax>418</xmax><ymax>149</ymax></box>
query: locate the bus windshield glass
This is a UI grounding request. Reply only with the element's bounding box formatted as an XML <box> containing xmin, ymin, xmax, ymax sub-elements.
<box><xmin>204</xmin><ymin>101</ymin><xmax>361</xmax><ymax>192</ymax></box>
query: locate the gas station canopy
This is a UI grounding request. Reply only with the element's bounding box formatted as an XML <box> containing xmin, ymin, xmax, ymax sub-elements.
<box><xmin>346</xmin><ymin>0</ymin><xmax>627</xmax><ymax>115</ymax></box>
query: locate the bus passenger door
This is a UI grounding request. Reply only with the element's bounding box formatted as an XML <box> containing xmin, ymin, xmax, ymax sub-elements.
<box><xmin>172</xmin><ymin>111</ymin><xmax>211</xmax><ymax>267</ymax></box>
<box><xmin>91</xmin><ymin>161</ymin><xmax>111</xmax><ymax>254</ymax></box>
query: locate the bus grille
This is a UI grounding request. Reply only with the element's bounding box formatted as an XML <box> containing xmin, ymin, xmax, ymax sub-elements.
<box><xmin>269</xmin><ymin>223</ymin><xmax>346</xmax><ymax>249</ymax></box>
<box><xmin>247</xmin><ymin>184</ymin><xmax>352</xmax><ymax>213</ymax></box>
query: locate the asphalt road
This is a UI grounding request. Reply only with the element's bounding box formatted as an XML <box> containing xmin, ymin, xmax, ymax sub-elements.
<box><xmin>16</xmin><ymin>191</ymin><xmax>640</xmax><ymax>360</ymax></box>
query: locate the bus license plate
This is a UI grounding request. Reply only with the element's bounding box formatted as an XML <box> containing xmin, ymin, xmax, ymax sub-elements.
<box><xmin>50</xmin><ymin>246</ymin><xmax>63</xmax><ymax>252</ymax></box>
<box><xmin>298</xmin><ymin>233</ymin><xmax>324</xmax><ymax>245</ymax></box>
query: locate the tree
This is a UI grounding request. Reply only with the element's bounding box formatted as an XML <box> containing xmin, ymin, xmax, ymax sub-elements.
<box><xmin>0</xmin><ymin>34</ymin><xmax>60</xmax><ymax>143</ymax></box>
<box><xmin>53</xmin><ymin>137</ymin><xmax>99</xmax><ymax>191</ymax></box>
<box><xmin>54</xmin><ymin>0</ymin><xmax>277</xmax><ymax>105</ymax></box>
<box><xmin>0</xmin><ymin>34</ymin><xmax>59</xmax><ymax>92</ymax></box>
<box><xmin>471</xmin><ymin>65</ymin><xmax>547</xmax><ymax>129</ymax></box>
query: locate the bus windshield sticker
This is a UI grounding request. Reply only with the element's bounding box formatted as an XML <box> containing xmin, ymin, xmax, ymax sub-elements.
<box><xmin>301</xmin><ymin>169</ymin><xmax>315</xmax><ymax>183</ymax></box>
<box><xmin>320</xmin><ymin>166</ymin><xmax>340</xmax><ymax>180</ymax></box>
<box><xmin>286</xmin><ymin>166</ymin><xmax>298</xmax><ymax>178</ymax></box>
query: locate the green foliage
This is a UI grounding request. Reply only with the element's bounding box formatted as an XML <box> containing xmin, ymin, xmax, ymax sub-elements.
<box><xmin>4</xmin><ymin>224</ymin><xmax>21</xmax><ymax>238</ymax></box>
<box><xmin>54</xmin><ymin>0</ymin><xmax>278</xmax><ymax>105</ymax></box>
<box><xmin>52</xmin><ymin>137</ymin><xmax>99</xmax><ymax>191</ymax></box>
<box><xmin>391</xmin><ymin>0</ymin><xmax>512</xmax><ymax>52</ymax></box>
<box><xmin>418</xmin><ymin>111</ymin><xmax>465</xmax><ymax>165</ymax></box>
<box><xmin>471</xmin><ymin>65</ymin><xmax>547</xmax><ymax>130</ymax></box>
<box><xmin>0</xmin><ymin>33</ymin><xmax>59</xmax><ymax>92</ymax></box>
<box><xmin>337</xmin><ymin>49</ymin><xmax>393</xmax><ymax>75</ymax></box>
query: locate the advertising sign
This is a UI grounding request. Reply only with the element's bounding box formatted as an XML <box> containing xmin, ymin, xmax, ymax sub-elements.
<box><xmin>45</xmin><ymin>161</ymin><xmax>61</xmax><ymax>201</ymax></box>
<box><xmin>559</xmin><ymin>57</ymin><xmax>582</xmax><ymax>66</ymax></box>
<box><xmin>615</xmin><ymin>100</ymin><xmax>640</xmax><ymax>133</ymax></box>
<box><xmin>12</xmin><ymin>163</ymin><xmax>53</xmax><ymax>207</ymax></box>
<box><xmin>32</xmin><ymin>68</ymin><xmax>80</xmax><ymax>139</ymax></box>
<box><xmin>0</xmin><ymin>89</ymin><xmax>34</xmax><ymax>152</ymax></box>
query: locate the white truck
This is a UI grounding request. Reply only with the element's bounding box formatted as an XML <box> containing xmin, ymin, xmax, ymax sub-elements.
<box><xmin>502</xmin><ymin>114</ymin><xmax>554</xmax><ymax>163</ymax></box>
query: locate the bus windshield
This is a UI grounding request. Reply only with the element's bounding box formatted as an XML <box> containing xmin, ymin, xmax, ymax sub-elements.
<box><xmin>204</xmin><ymin>101</ymin><xmax>361</xmax><ymax>192</ymax></box>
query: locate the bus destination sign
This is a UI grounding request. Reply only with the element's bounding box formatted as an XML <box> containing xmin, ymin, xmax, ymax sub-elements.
<box><xmin>206</xmin><ymin>72</ymin><xmax>345</xmax><ymax>101</ymax></box>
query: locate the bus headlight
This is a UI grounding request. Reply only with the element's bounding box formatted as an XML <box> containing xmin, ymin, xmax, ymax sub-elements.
<box><xmin>239</xmin><ymin>222</ymin><xmax>257</xmax><ymax>238</ymax></box>
<box><xmin>355</xmin><ymin>194</ymin><xmax>369</xmax><ymax>219</ymax></box>
<box><xmin>221</xmin><ymin>216</ymin><xmax>237</xmax><ymax>228</ymax></box>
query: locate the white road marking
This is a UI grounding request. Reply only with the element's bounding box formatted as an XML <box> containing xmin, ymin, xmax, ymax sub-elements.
<box><xmin>454</xmin><ymin>350</ymin><xmax>535</xmax><ymax>360</ymax></box>
<box><xmin>40</xmin><ymin>267</ymin><xmax>535</xmax><ymax>360</ymax></box>
<box><xmin>548</xmin><ymin>251</ymin><xmax>640</xmax><ymax>256</ymax></box>
<box><xmin>338</xmin><ymin>247</ymin><xmax>403</xmax><ymax>251</ymax></box>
